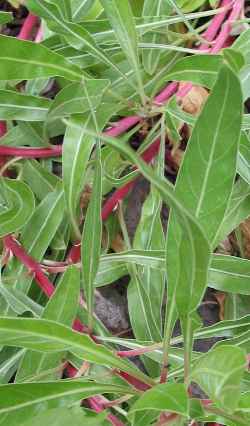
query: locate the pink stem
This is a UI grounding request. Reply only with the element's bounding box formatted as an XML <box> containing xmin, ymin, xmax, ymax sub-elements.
<box><xmin>0</xmin><ymin>145</ymin><xmax>62</xmax><ymax>158</ymax></box>
<box><xmin>0</xmin><ymin>121</ymin><xmax>6</xmax><ymax>137</ymax></box>
<box><xmin>117</xmin><ymin>346</ymin><xmax>157</xmax><ymax>358</ymax></box>
<box><xmin>116</xmin><ymin>371</ymin><xmax>151</xmax><ymax>391</ymax></box>
<box><xmin>200</xmin><ymin>0</ymin><xmax>232</xmax><ymax>46</ymax></box>
<box><xmin>3</xmin><ymin>235</ymin><xmax>55</xmax><ymax>297</ymax></box>
<box><xmin>212</xmin><ymin>0</ymin><xmax>244</xmax><ymax>53</ymax></box>
<box><xmin>88</xmin><ymin>397</ymin><xmax>125</xmax><ymax>426</ymax></box>
<box><xmin>177</xmin><ymin>0</ymin><xmax>241</xmax><ymax>99</ymax></box>
<box><xmin>154</xmin><ymin>81</ymin><xmax>178</xmax><ymax>105</ymax></box>
<box><xmin>105</xmin><ymin>116</ymin><xmax>141</xmax><ymax>137</ymax></box>
<box><xmin>17</xmin><ymin>14</ymin><xmax>39</xmax><ymax>41</ymax></box>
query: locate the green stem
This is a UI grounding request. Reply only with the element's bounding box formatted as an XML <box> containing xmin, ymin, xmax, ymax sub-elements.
<box><xmin>160</xmin><ymin>295</ymin><xmax>177</xmax><ymax>382</ymax></box>
<box><xmin>182</xmin><ymin>315</ymin><xmax>192</xmax><ymax>385</ymax></box>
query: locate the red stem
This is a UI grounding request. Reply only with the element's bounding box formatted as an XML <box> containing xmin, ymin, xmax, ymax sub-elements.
<box><xmin>200</xmin><ymin>0</ymin><xmax>231</xmax><ymax>45</ymax></box>
<box><xmin>212</xmin><ymin>0</ymin><xmax>244</xmax><ymax>53</ymax></box>
<box><xmin>88</xmin><ymin>397</ymin><xmax>125</xmax><ymax>426</ymax></box>
<box><xmin>117</xmin><ymin>345</ymin><xmax>158</xmax><ymax>358</ymax></box>
<box><xmin>3</xmin><ymin>235</ymin><xmax>55</xmax><ymax>297</ymax></box>
<box><xmin>0</xmin><ymin>145</ymin><xmax>62</xmax><ymax>158</ymax></box>
<box><xmin>0</xmin><ymin>121</ymin><xmax>6</xmax><ymax>137</ymax></box>
<box><xmin>17</xmin><ymin>14</ymin><xmax>39</xmax><ymax>41</ymax></box>
<box><xmin>116</xmin><ymin>371</ymin><xmax>151</xmax><ymax>391</ymax></box>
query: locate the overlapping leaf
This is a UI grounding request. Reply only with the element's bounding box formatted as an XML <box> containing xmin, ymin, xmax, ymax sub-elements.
<box><xmin>0</xmin><ymin>178</ymin><xmax>35</xmax><ymax>237</ymax></box>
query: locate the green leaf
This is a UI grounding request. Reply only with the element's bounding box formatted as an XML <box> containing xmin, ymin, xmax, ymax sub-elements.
<box><xmin>193</xmin><ymin>315</ymin><xmax>250</xmax><ymax>341</ymax></box>
<box><xmin>223</xmin><ymin>48</ymin><xmax>245</xmax><ymax>73</ymax></box>
<box><xmin>166</xmin><ymin>54</ymin><xmax>222</xmax><ymax>88</ymax></box>
<box><xmin>72</xmin><ymin>0</ymin><xmax>97</xmax><ymax>21</ymax></box>
<box><xmin>100</xmin><ymin>0</ymin><xmax>145</xmax><ymax>103</ymax></box>
<box><xmin>0</xmin><ymin>12</ymin><xmax>13</xmax><ymax>25</ymax></box>
<box><xmin>0</xmin><ymin>381</ymin><xmax>134</xmax><ymax>426</ymax></box>
<box><xmin>0</xmin><ymin>283</ymin><xmax>42</xmax><ymax>317</ymax></box>
<box><xmin>0</xmin><ymin>35</ymin><xmax>82</xmax><ymax>82</ymax></box>
<box><xmin>2</xmin><ymin>186</ymin><xmax>65</xmax><ymax>295</ymax></box>
<box><xmin>48</xmin><ymin>79</ymin><xmax>110</xmax><ymax>121</ymax></box>
<box><xmin>20</xmin><ymin>407</ymin><xmax>108</xmax><ymax>426</ymax></box>
<box><xmin>0</xmin><ymin>317</ymin><xmax>153</xmax><ymax>385</ymax></box>
<box><xmin>81</xmin><ymin>148</ymin><xmax>102</xmax><ymax>328</ymax></box>
<box><xmin>171</xmin><ymin>64</ymin><xmax>242</xmax><ymax>245</ymax></box>
<box><xmin>0</xmin><ymin>178</ymin><xmax>35</xmax><ymax>237</ymax></box>
<box><xmin>191</xmin><ymin>345</ymin><xmax>246</xmax><ymax>412</ymax></box>
<box><xmin>98</xmin><ymin>249</ymin><xmax>250</xmax><ymax>296</ymax></box>
<box><xmin>209</xmin><ymin>255</ymin><xmax>250</xmax><ymax>295</ymax></box>
<box><xmin>129</xmin><ymin>383</ymin><xmax>189</xmax><ymax>416</ymax></box>
<box><xmin>81</xmin><ymin>125</ymin><xmax>211</xmax><ymax>315</ymax></box>
<box><xmin>142</xmin><ymin>0</ymin><xmax>172</xmax><ymax>75</ymax></box>
<box><xmin>238</xmin><ymin>392</ymin><xmax>250</xmax><ymax>413</ymax></box>
<box><xmin>233</xmin><ymin>28</ymin><xmax>250</xmax><ymax>65</ymax></box>
<box><xmin>238</xmin><ymin>132</ymin><xmax>250</xmax><ymax>185</ymax></box>
<box><xmin>176</xmin><ymin>0</ymin><xmax>207</xmax><ymax>12</ymax></box>
<box><xmin>0</xmin><ymin>348</ymin><xmax>25</xmax><ymax>385</ymax></box>
<box><xmin>0</xmin><ymin>122</ymin><xmax>48</xmax><ymax>148</ymax></box>
<box><xmin>27</xmin><ymin>0</ymin><xmax>128</xmax><ymax>85</ymax></box>
<box><xmin>63</xmin><ymin>115</ymin><xmax>95</xmax><ymax>238</ymax></box>
<box><xmin>22</xmin><ymin>159</ymin><xmax>60</xmax><ymax>200</ymax></box>
<box><xmin>0</xmin><ymin>90</ymin><xmax>50</xmax><ymax>121</ymax></box>
<box><xmin>63</xmin><ymin>107</ymin><xmax>114</xmax><ymax>237</ymax></box>
<box><xmin>131</xmin><ymin>188</ymin><xmax>165</xmax><ymax>343</ymax></box>
<box><xmin>239</xmin><ymin>64</ymin><xmax>250</xmax><ymax>101</ymax></box>
<box><xmin>16</xmin><ymin>266</ymin><xmax>80</xmax><ymax>382</ymax></box>
<box><xmin>214</xmin><ymin>178</ymin><xmax>250</xmax><ymax>247</ymax></box>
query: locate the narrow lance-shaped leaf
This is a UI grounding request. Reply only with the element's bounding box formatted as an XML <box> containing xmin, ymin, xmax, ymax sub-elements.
<box><xmin>100</xmin><ymin>0</ymin><xmax>145</xmax><ymax>103</ymax></box>
<box><xmin>0</xmin><ymin>90</ymin><xmax>51</xmax><ymax>122</ymax></box>
<box><xmin>134</xmin><ymin>190</ymin><xmax>164</xmax><ymax>306</ymax></box>
<box><xmin>48</xmin><ymin>79</ymin><xmax>110</xmax><ymax>121</ymax></box>
<box><xmin>142</xmin><ymin>0</ymin><xmax>172</xmax><ymax>75</ymax></box>
<box><xmin>27</xmin><ymin>0</ymin><xmax>132</xmax><ymax>89</ymax></box>
<box><xmin>0</xmin><ymin>317</ymin><xmax>154</xmax><ymax>386</ymax></box>
<box><xmin>166</xmin><ymin>54</ymin><xmax>222</xmax><ymax>88</ymax></box>
<box><xmin>16</xmin><ymin>266</ymin><xmax>80</xmax><ymax>382</ymax></box>
<box><xmin>0</xmin><ymin>35</ymin><xmax>83</xmax><ymax>82</ymax></box>
<box><xmin>214</xmin><ymin>178</ymin><xmax>250</xmax><ymax>248</ymax></box>
<box><xmin>0</xmin><ymin>381</ymin><xmax>135</xmax><ymax>426</ymax></box>
<box><xmin>0</xmin><ymin>281</ymin><xmax>43</xmax><ymax>317</ymax></box>
<box><xmin>63</xmin><ymin>105</ymin><xmax>115</xmax><ymax>238</ymax></box>
<box><xmin>22</xmin><ymin>159</ymin><xmax>60</xmax><ymax>200</ymax></box>
<box><xmin>2</xmin><ymin>185</ymin><xmax>65</xmax><ymax>297</ymax></box>
<box><xmin>129</xmin><ymin>383</ymin><xmax>189</xmax><ymax>417</ymax></box>
<box><xmin>81</xmin><ymin>146</ymin><xmax>102</xmax><ymax>330</ymax></box>
<box><xmin>82</xmin><ymin>126</ymin><xmax>211</xmax><ymax>327</ymax></box>
<box><xmin>237</xmin><ymin>131</ymin><xmax>250</xmax><ymax>185</ymax></box>
<box><xmin>72</xmin><ymin>0</ymin><xmax>96</xmax><ymax>21</ymax></box>
<box><xmin>19</xmin><ymin>407</ymin><xmax>108</xmax><ymax>426</ymax></box>
<box><xmin>130</xmin><ymin>187</ymin><xmax>165</xmax><ymax>376</ymax></box>
<box><xmin>0</xmin><ymin>178</ymin><xmax>35</xmax><ymax>238</ymax></box>
<box><xmin>98</xmin><ymin>250</ymin><xmax>250</xmax><ymax>296</ymax></box>
<box><xmin>62</xmin><ymin>115</ymin><xmax>95</xmax><ymax>239</ymax></box>
<box><xmin>190</xmin><ymin>345</ymin><xmax>246</xmax><ymax>412</ymax></box>
<box><xmin>167</xmin><ymin>64</ymin><xmax>242</xmax><ymax>318</ymax></box>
